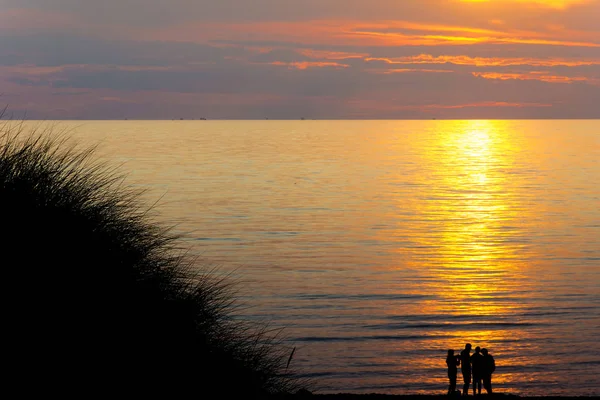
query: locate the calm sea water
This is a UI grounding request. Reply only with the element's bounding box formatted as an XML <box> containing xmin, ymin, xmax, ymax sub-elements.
<box><xmin>33</xmin><ymin>120</ymin><xmax>600</xmax><ymax>395</ymax></box>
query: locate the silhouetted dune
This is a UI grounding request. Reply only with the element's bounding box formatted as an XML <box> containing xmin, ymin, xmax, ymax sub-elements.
<box><xmin>0</xmin><ymin>118</ymin><xmax>305</xmax><ymax>398</ymax></box>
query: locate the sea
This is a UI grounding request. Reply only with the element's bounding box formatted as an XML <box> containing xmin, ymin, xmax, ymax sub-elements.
<box><xmin>25</xmin><ymin>120</ymin><xmax>600</xmax><ymax>396</ymax></box>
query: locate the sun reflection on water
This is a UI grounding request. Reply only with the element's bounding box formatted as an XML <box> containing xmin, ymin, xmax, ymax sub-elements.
<box><xmin>401</xmin><ymin>120</ymin><xmax>534</xmax><ymax>331</ymax></box>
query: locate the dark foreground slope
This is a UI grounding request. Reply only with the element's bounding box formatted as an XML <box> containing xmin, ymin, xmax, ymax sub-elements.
<box><xmin>0</xmin><ymin>123</ymin><xmax>304</xmax><ymax>398</ymax></box>
<box><xmin>276</xmin><ymin>395</ymin><xmax>596</xmax><ymax>400</ymax></box>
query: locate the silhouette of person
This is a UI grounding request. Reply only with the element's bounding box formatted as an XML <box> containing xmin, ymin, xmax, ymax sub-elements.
<box><xmin>470</xmin><ymin>346</ymin><xmax>484</xmax><ymax>396</ymax></box>
<box><xmin>446</xmin><ymin>349</ymin><xmax>460</xmax><ymax>395</ymax></box>
<box><xmin>481</xmin><ymin>348</ymin><xmax>496</xmax><ymax>395</ymax></box>
<box><xmin>460</xmin><ymin>343</ymin><xmax>472</xmax><ymax>396</ymax></box>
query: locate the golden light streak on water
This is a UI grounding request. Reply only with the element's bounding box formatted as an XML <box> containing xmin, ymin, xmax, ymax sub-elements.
<box><xmin>389</xmin><ymin>121</ymin><xmax>532</xmax><ymax>332</ymax></box>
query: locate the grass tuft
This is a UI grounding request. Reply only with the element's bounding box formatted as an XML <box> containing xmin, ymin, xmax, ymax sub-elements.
<box><xmin>0</xmin><ymin>115</ymin><xmax>308</xmax><ymax>397</ymax></box>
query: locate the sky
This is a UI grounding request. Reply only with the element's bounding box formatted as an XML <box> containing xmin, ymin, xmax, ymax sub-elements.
<box><xmin>1</xmin><ymin>0</ymin><xmax>599</xmax><ymax>119</ymax></box>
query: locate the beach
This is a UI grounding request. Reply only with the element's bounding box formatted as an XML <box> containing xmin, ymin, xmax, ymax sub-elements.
<box><xmin>300</xmin><ymin>395</ymin><xmax>596</xmax><ymax>400</ymax></box>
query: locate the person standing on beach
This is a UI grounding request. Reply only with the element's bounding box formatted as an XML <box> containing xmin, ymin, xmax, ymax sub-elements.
<box><xmin>460</xmin><ymin>343</ymin><xmax>472</xmax><ymax>396</ymax></box>
<box><xmin>446</xmin><ymin>349</ymin><xmax>460</xmax><ymax>395</ymax></box>
<box><xmin>470</xmin><ymin>346</ymin><xmax>484</xmax><ymax>396</ymax></box>
<box><xmin>481</xmin><ymin>348</ymin><xmax>496</xmax><ymax>395</ymax></box>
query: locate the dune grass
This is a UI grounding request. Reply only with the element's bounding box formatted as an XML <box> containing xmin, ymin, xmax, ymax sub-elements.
<box><xmin>0</xmin><ymin>116</ymin><xmax>307</xmax><ymax>397</ymax></box>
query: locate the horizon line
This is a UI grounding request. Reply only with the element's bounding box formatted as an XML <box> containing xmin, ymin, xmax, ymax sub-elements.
<box><xmin>12</xmin><ymin>118</ymin><xmax>600</xmax><ymax>122</ymax></box>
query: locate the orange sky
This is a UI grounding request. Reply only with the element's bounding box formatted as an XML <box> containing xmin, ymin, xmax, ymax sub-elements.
<box><xmin>0</xmin><ymin>0</ymin><xmax>599</xmax><ymax>118</ymax></box>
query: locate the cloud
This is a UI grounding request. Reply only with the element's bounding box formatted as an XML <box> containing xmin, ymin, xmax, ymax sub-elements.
<box><xmin>1</xmin><ymin>1</ymin><xmax>599</xmax><ymax>118</ymax></box>
<box><xmin>267</xmin><ymin>61</ymin><xmax>350</xmax><ymax>70</ymax></box>
<box><xmin>472</xmin><ymin>71</ymin><xmax>600</xmax><ymax>85</ymax></box>
<box><xmin>366</xmin><ymin>55</ymin><xmax>600</xmax><ymax>67</ymax></box>
<box><xmin>458</xmin><ymin>0</ymin><xmax>593</xmax><ymax>9</ymax></box>
<box><xmin>4</xmin><ymin>0</ymin><xmax>599</xmax><ymax>25</ymax></box>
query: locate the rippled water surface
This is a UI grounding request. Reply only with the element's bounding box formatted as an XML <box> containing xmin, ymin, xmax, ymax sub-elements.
<box><xmin>39</xmin><ymin>120</ymin><xmax>600</xmax><ymax>395</ymax></box>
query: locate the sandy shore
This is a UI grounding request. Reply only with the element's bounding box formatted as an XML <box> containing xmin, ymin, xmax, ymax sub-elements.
<box><xmin>301</xmin><ymin>395</ymin><xmax>597</xmax><ymax>400</ymax></box>
<box><xmin>309</xmin><ymin>393</ymin><xmax>599</xmax><ymax>400</ymax></box>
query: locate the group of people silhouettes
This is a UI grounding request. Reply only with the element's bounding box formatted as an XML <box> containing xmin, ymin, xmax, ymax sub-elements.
<box><xmin>447</xmin><ymin>343</ymin><xmax>495</xmax><ymax>396</ymax></box>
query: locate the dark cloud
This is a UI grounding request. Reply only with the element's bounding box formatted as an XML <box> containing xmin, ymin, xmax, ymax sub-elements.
<box><xmin>4</xmin><ymin>0</ymin><xmax>599</xmax><ymax>31</ymax></box>
<box><xmin>210</xmin><ymin>39</ymin><xmax>600</xmax><ymax>60</ymax></box>
<box><xmin>1</xmin><ymin>1</ymin><xmax>599</xmax><ymax>118</ymax></box>
<box><xmin>0</xmin><ymin>34</ymin><xmax>249</xmax><ymax>67</ymax></box>
<box><xmin>2</xmin><ymin>0</ymin><xmax>450</xmax><ymax>24</ymax></box>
